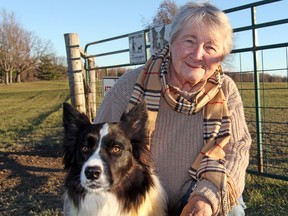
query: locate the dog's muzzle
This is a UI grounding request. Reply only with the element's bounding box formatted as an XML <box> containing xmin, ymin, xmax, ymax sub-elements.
<box><xmin>85</xmin><ymin>166</ymin><xmax>101</xmax><ymax>180</ymax></box>
<box><xmin>81</xmin><ymin>159</ymin><xmax>110</xmax><ymax>192</ymax></box>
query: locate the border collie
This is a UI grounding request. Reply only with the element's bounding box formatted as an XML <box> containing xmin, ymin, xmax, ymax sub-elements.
<box><xmin>62</xmin><ymin>102</ymin><xmax>167</xmax><ymax>216</ymax></box>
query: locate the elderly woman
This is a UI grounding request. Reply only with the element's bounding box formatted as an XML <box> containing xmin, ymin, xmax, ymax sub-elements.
<box><xmin>94</xmin><ymin>2</ymin><xmax>251</xmax><ymax>216</ymax></box>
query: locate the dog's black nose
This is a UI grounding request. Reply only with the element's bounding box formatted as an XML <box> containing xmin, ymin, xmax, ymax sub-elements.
<box><xmin>85</xmin><ymin>166</ymin><xmax>101</xmax><ymax>180</ymax></box>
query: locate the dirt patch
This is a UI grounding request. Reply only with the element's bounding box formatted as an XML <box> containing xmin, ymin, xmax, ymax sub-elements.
<box><xmin>0</xmin><ymin>144</ymin><xmax>65</xmax><ymax>215</ymax></box>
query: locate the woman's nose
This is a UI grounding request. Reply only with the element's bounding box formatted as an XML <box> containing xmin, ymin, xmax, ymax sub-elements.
<box><xmin>191</xmin><ymin>45</ymin><xmax>204</xmax><ymax>60</ymax></box>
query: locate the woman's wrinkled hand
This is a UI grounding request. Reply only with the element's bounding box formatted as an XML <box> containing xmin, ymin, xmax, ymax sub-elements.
<box><xmin>180</xmin><ymin>195</ymin><xmax>213</xmax><ymax>216</ymax></box>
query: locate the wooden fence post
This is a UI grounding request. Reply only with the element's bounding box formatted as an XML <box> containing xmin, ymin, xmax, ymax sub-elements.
<box><xmin>88</xmin><ymin>58</ymin><xmax>97</xmax><ymax>120</ymax></box>
<box><xmin>64</xmin><ymin>33</ymin><xmax>86</xmax><ymax>113</ymax></box>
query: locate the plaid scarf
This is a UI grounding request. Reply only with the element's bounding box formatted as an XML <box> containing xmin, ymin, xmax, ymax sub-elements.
<box><xmin>127</xmin><ymin>45</ymin><xmax>238</xmax><ymax>215</ymax></box>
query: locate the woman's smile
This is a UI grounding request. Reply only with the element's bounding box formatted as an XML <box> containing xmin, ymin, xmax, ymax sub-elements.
<box><xmin>168</xmin><ymin>22</ymin><xmax>224</xmax><ymax>90</ymax></box>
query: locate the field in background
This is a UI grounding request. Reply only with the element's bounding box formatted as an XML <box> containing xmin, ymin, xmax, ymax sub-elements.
<box><xmin>238</xmin><ymin>82</ymin><xmax>288</xmax><ymax>179</ymax></box>
<box><xmin>0</xmin><ymin>81</ymin><xmax>70</xmax><ymax>150</ymax></box>
<box><xmin>0</xmin><ymin>81</ymin><xmax>287</xmax><ymax>215</ymax></box>
<box><xmin>0</xmin><ymin>81</ymin><xmax>69</xmax><ymax>215</ymax></box>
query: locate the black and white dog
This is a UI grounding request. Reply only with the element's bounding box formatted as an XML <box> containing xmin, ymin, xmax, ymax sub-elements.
<box><xmin>62</xmin><ymin>102</ymin><xmax>167</xmax><ymax>216</ymax></box>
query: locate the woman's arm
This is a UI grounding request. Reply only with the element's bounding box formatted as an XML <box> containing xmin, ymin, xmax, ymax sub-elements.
<box><xmin>224</xmin><ymin>75</ymin><xmax>252</xmax><ymax>195</ymax></box>
<box><xmin>182</xmin><ymin>75</ymin><xmax>251</xmax><ymax>215</ymax></box>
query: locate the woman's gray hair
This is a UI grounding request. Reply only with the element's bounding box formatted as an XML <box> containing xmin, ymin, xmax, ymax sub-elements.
<box><xmin>169</xmin><ymin>1</ymin><xmax>233</xmax><ymax>57</ymax></box>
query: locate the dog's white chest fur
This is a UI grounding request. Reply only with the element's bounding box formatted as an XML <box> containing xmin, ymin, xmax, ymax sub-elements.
<box><xmin>64</xmin><ymin>175</ymin><xmax>167</xmax><ymax>216</ymax></box>
<box><xmin>66</xmin><ymin>192</ymin><xmax>121</xmax><ymax>216</ymax></box>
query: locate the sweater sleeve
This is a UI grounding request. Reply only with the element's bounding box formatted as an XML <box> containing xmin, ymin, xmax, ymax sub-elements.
<box><xmin>190</xmin><ymin>75</ymin><xmax>252</xmax><ymax>215</ymax></box>
<box><xmin>224</xmin><ymin>75</ymin><xmax>252</xmax><ymax>195</ymax></box>
<box><xmin>94</xmin><ymin>67</ymin><xmax>141</xmax><ymax>124</ymax></box>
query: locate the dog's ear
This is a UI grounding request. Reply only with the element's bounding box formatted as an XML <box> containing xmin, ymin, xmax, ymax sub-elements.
<box><xmin>120</xmin><ymin>101</ymin><xmax>148</xmax><ymax>138</ymax></box>
<box><xmin>62</xmin><ymin>103</ymin><xmax>91</xmax><ymax>132</ymax></box>
<box><xmin>120</xmin><ymin>101</ymin><xmax>152</xmax><ymax>166</ymax></box>
<box><xmin>62</xmin><ymin>102</ymin><xmax>91</xmax><ymax>170</ymax></box>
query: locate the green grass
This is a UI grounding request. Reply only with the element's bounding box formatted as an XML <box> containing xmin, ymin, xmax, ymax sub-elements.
<box><xmin>244</xmin><ymin>174</ymin><xmax>288</xmax><ymax>215</ymax></box>
<box><xmin>0</xmin><ymin>81</ymin><xmax>70</xmax><ymax>150</ymax></box>
<box><xmin>0</xmin><ymin>80</ymin><xmax>287</xmax><ymax>215</ymax></box>
<box><xmin>237</xmin><ymin>82</ymin><xmax>288</xmax><ymax>178</ymax></box>
<box><xmin>237</xmin><ymin>82</ymin><xmax>288</xmax><ymax>215</ymax></box>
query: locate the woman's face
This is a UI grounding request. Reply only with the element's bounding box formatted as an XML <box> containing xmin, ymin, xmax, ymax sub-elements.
<box><xmin>169</xmin><ymin>22</ymin><xmax>224</xmax><ymax>88</ymax></box>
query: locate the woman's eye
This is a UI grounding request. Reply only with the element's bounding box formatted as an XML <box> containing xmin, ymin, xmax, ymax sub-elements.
<box><xmin>208</xmin><ymin>46</ymin><xmax>216</xmax><ymax>51</ymax></box>
<box><xmin>205</xmin><ymin>44</ymin><xmax>217</xmax><ymax>53</ymax></box>
<box><xmin>81</xmin><ymin>146</ymin><xmax>89</xmax><ymax>153</ymax></box>
<box><xmin>185</xmin><ymin>39</ymin><xmax>195</xmax><ymax>45</ymax></box>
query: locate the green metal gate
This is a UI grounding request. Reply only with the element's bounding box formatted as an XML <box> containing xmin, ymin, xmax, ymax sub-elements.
<box><xmin>82</xmin><ymin>0</ymin><xmax>288</xmax><ymax>181</ymax></box>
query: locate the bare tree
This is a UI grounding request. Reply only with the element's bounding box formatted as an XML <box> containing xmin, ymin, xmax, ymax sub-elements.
<box><xmin>0</xmin><ymin>9</ymin><xmax>20</xmax><ymax>84</ymax></box>
<box><xmin>14</xmin><ymin>33</ymin><xmax>54</xmax><ymax>83</ymax></box>
<box><xmin>0</xmin><ymin>9</ymin><xmax>54</xmax><ymax>84</ymax></box>
<box><xmin>143</xmin><ymin>0</ymin><xmax>178</xmax><ymax>29</ymax></box>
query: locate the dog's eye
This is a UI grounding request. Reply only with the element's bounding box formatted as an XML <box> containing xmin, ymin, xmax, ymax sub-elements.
<box><xmin>81</xmin><ymin>146</ymin><xmax>89</xmax><ymax>153</ymax></box>
<box><xmin>111</xmin><ymin>145</ymin><xmax>121</xmax><ymax>154</ymax></box>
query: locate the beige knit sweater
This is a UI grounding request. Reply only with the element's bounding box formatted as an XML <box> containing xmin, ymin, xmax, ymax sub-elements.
<box><xmin>94</xmin><ymin>66</ymin><xmax>251</xmax><ymax>215</ymax></box>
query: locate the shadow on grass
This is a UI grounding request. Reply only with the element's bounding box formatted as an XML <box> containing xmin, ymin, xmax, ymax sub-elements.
<box><xmin>20</xmin><ymin>102</ymin><xmax>64</xmax><ymax>136</ymax></box>
<box><xmin>3</xmin><ymin>96</ymin><xmax>70</xmax><ymax>148</ymax></box>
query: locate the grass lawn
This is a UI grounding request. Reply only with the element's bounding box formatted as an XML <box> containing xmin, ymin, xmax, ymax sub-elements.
<box><xmin>0</xmin><ymin>80</ymin><xmax>287</xmax><ymax>215</ymax></box>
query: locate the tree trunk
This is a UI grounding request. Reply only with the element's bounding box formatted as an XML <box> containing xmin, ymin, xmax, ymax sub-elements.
<box><xmin>15</xmin><ymin>72</ymin><xmax>22</xmax><ymax>83</ymax></box>
<box><xmin>9</xmin><ymin>70</ymin><xmax>13</xmax><ymax>84</ymax></box>
<box><xmin>5</xmin><ymin>72</ymin><xmax>9</xmax><ymax>85</ymax></box>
